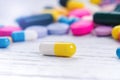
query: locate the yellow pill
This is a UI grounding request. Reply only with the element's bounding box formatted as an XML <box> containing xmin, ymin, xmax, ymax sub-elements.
<box><xmin>67</xmin><ymin>0</ymin><xmax>84</xmax><ymax>11</ymax></box>
<box><xmin>90</xmin><ymin>0</ymin><xmax>101</xmax><ymax>5</ymax></box>
<box><xmin>54</xmin><ymin>7</ymin><xmax>69</xmax><ymax>16</ymax></box>
<box><xmin>112</xmin><ymin>25</ymin><xmax>120</xmax><ymax>40</ymax></box>
<box><xmin>39</xmin><ymin>42</ymin><xmax>76</xmax><ymax>57</ymax></box>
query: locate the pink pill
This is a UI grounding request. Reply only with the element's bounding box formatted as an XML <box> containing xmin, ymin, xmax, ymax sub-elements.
<box><xmin>71</xmin><ymin>20</ymin><xmax>94</xmax><ymax>36</ymax></box>
<box><xmin>93</xmin><ymin>26</ymin><xmax>112</xmax><ymax>37</ymax></box>
<box><xmin>0</xmin><ymin>26</ymin><xmax>22</xmax><ymax>36</ymax></box>
<box><xmin>69</xmin><ymin>9</ymin><xmax>91</xmax><ymax>18</ymax></box>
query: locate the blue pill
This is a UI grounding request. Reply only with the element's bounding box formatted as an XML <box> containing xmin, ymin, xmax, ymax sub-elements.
<box><xmin>58</xmin><ymin>16</ymin><xmax>69</xmax><ymax>24</ymax></box>
<box><xmin>47</xmin><ymin>23</ymin><xmax>69</xmax><ymax>35</ymax></box>
<box><xmin>0</xmin><ymin>37</ymin><xmax>10</xmax><ymax>48</ymax></box>
<box><xmin>68</xmin><ymin>16</ymin><xmax>80</xmax><ymax>25</ymax></box>
<box><xmin>16</xmin><ymin>14</ymin><xmax>54</xmax><ymax>29</ymax></box>
<box><xmin>116</xmin><ymin>48</ymin><xmax>120</xmax><ymax>58</ymax></box>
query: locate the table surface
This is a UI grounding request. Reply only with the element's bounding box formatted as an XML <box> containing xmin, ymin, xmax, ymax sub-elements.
<box><xmin>0</xmin><ymin>0</ymin><xmax>120</xmax><ymax>80</ymax></box>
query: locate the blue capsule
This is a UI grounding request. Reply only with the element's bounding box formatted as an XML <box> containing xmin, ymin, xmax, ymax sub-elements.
<box><xmin>12</xmin><ymin>30</ymin><xmax>38</xmax><ymax>42</ymax></box>
<box><xmin>116</xmin><ymin>48</ymin><xmax>120</xmax><ymax>58</ymax></box>
<box><xmin>0</xmin><ymin>37</ymin><xmax>10</xmax><ymax>48</ymax></box>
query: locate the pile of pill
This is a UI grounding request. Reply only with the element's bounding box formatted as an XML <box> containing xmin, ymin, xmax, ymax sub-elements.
<box><xmin>0</xmin><ymin>0</ymin><xmax>120</xmax><ymax>57</ymax></box>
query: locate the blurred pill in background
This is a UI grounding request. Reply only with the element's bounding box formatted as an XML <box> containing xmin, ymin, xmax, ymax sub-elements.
<box><xmin>81</xmin><ymin>15</ymin><xmax>93</xmax><ymax>21</ymax></box>
<box><xmin>69</xmin><ymin>8</ymin><xmax>91</xmax><ymax>18</ymax></box>
<box><xmin>57</xmin><ymin>16</ymin><xmax>69</xmax><ymax>24</ymax></box>
<box><xmin>71</xmin><ymin>20</ymin><xmax>94</xmax><ymax>36</ymax></box>
<box><xmin>12</xmin><ymin>30</ymin><xmax>38</xmax><ymax>42</ymax></box>
<box><xmin>112</xmin><ymin>25</ymin><xmax>120</xmax><ymax>40</ymax></box>
<box><xmin>68</xmin><ymin>16</ymin><xmax>80</xmax><ymax>25</ymax></box>
<box><xmin>0</xmin><ymin>26</ymin><xmax>21</xmax><ymax>36</ymax></box>
<box><xmin>93</xmin><ymin>12</ymin><xmax>120</xmax><ymax>26</ymax></box>
<box><xmin>59</xmin><ymin>0</ymin><xmax>69</xmax><ymax>7</ymax></box>
<box><xmin>90</xmin><ymin>0</ymin><xmax>101</xmax><ymax>5</ymax></box>
<box><xmin>47</xmin><ymin>23</ymin><xmax>69</xmax><ymax>35</ymax></box>
<box><xmin>0</xmin><ymin>37</ymin><xmax>10</xmax><ymax>48</ymax></box>
<box><xmin>26</xmin><ymin>26</ymin><xmax>48</xmax><ymax>38</ymax></box>
<box><xmin>93</xmin><ymin>26</ymin><xmax>112</xmax><ymax>37</ymax></box>
<box><xmin>59</xmin><ymin>0</ymin><xmax>84</xmax><ymax>11</ymax></box>
<box><xmin>114</xmin><ymin>4</ymin><xmax>120</xmax><ymax>12</ymax></box>
<box><xmin>39</xmin><ymin>42</ymin><xmax>76</xmax><ymax>57</ymax></box>
<box><xmin>116</xmin><ymin>47</ymin><xmax>120</xmax><ymax>58</ymax></box>
<box><xmin>16</xmin><ymin>14</ymin><xmax>54</xmax><ymax>29</ymax></box>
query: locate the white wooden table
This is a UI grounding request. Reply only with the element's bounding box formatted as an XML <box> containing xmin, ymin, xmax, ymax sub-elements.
<box><xmin>0</xmin><ymin>0</ymin><xmax>120</xmax><ymax>80</ymax></box>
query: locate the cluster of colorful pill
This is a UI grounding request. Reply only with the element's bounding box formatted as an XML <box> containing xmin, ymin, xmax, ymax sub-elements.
<box><xmin>90</xmin><ymin>0</ymin><xmax>120</xmax><ymax>6</ymax></box>
<box><xmin>1</xmin><ymin>0</ymin><xmax>120</xmax><ymax>58</ymax></box>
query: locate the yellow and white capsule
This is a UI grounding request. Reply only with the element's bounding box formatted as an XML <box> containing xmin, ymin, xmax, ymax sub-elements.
<box><xmin>39</xmin><ymin>42</ymin><xmax>76</xmax><ymax>57</ymax></box>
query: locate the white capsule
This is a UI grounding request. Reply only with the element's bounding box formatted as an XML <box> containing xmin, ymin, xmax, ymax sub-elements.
<box><xmin>39</xmin><ymin>42</ymin><xmax>76</xmax><ymax>57</ymax></box>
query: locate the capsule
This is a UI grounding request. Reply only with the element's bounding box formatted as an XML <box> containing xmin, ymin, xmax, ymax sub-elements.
<box><xmin>59</xmin><ymin>0</ymin><xmax>84</xmax><ymax>11</ymax></box>
<box><xmin>39</xmin><ymin>42</ymin><xmax>76</xmax><ymax>57</ymax></box>
<box><xmin>11</xmin><ymin>30</ymin><xmax>38</xmax><ymax>42</ymax></box>
<box><xmin>112</xmin><ymin>25</ymin><xmax>120</xmax><ymax>40</ymax></box>
<box><xmin>16</xmin><ymin>14</ymin><xmax>54</xmax><ymax>29</ymax></box>
<box><xmin>94</xmin><ymin>12</ymin><xmax>120</xmax><ymax>26</ymax></box>
<box><xmin>0</xmin><ymin>37</ymin><xmax>10</xmax><ymax>48</ymax></box>
<box><xmin>116</xmin><ymin>47</ymin><xmax>120</xmax><ymax>58</ymax></box>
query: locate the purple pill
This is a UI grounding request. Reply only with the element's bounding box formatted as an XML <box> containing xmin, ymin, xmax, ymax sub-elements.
<box><xmin>94</xmin><ymin>26</ymin><xmax>112</xmax><ymax>37</ymax></box>
<box><xmin>47</xmin><ymin>23</ymin><xmax>69</xmax><ymax>35</ymax></box>
<box><xmin>26</xmin><ymin>26</ymin><xmax>48</xmax><ymax>38</ymax></box>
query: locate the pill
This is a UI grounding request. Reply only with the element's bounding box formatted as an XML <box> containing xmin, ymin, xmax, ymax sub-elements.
<box><xmin>68</xmin><ymin>16</ymin><xmax>80</xmax><ymax>25</ymax></box>
<box><xmin>26</xmin><ymin>26</ymin><xmax>48</xmax><ymax>38</ymax></box>
<box><xmin>116</xmin><ymin>48</ymin><xmax>120</xmax><ymax>58</ymax></box>
<box><xmin>58</xmin><ymin>16</ymin><xmax>79</xmax><ymax>25</ymax></box>
<box><xmin>114</xmin><ymin>4</ymin><xmax>120</xmax><ymax>12</ymax></box>
<box><xmin>0</xmin><ymin>27</ymin><xmax>21</xmax><ymax>36</ymax></box>
<box><xmin>54</xmin><ymin>7</ymin><xmax>69</xmax><ymax>16</ymax></box>
<box><xmin>59</xmin><ymin>0</ymin><xmax>84</xmax><ymax>11</ymax></box>
<box><xmin>69</xmin><ymin>9</ymin><xmax>91</xmax><ymax>18</ymax></box>
<box><xmin>71</xmin><ymin>20</ymin><xmax>94</xmax><ymax>36</ymax></box>
<box><xmin>81</xmin><ymin>15</ymin><xmax>93</xmax><ymax>21</ymax></box>
<box><xmin>90</xmin><ymin>0</ymin><xmax>101</xmax><ymax>5</ymax></box>
<box><xmin>101</xmin><ymin>4</ymin><xmax>116</xmax><ymax>12</ymax></box>
<box><xmin>0</xmin><ymin>37</ymin><xmax>10</xmax><ymax>48</ymax></box>
<box><xmin>39</xmin><ymin>42</ymin><xmax>76</xmax><ymax>57</ymax></box>
<box><xmin>16</xmin><ymin>14</ymin><xmax>54</xmax><ymax>29</ymax></box>
<box><xmin>12</xmin><ymin>30</ymin><xmax>38</xmax><ymax>42</ymax></box>
<box><xmin>58</xmin><ymin>16</ymin><xmax>69</xmax><ymax>24</ymax></box>
<box><xmin>59</xmin><ymin>0</ymin><xmax>69</xmax><ymax>7</ymax></box>
<box><xmin>112</xmin><ymin>25</ymin><xmax>120</xmax><ymax>40</ymax></box>
<box><xmin>93</xmin><ymin>26</ymin><xmax>112</xmax><ymax>36</ymax></box>
<box><xmin>48</xmin><ymin>23</ymin><xmax>69</xmax><ymax>35</ymax></box>
<box><xmin>94</xmin><ymin>12</ymin><xmax>120</xmax><ymax>26</ymax></box>
<box><xmin>85</xmin><ymin>3</ymin><xmax>101</xmax><ymax>14</ymax></box>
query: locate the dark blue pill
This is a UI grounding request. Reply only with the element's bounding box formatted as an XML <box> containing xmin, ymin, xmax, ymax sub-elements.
<box><xmin>16</xmin><ymin>14</ymin><xmax>54</xmax><ymax>29</ymax></box>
